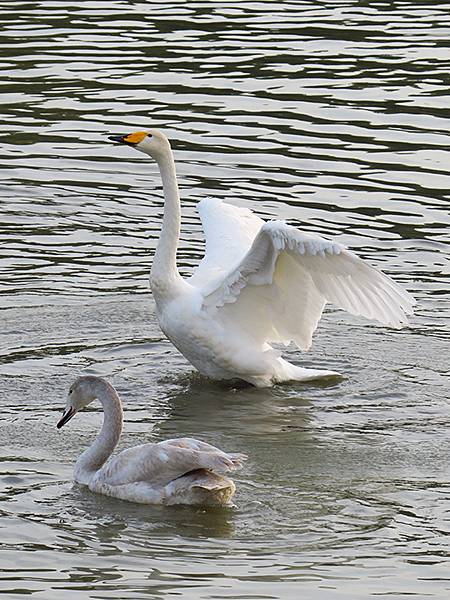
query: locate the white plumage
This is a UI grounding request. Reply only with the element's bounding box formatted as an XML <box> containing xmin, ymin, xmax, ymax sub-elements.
<box><xmin>57</xmin><ymin>376</ymin><xmax>246</xmax><ymax>506</ymax></box>
<box><xmin>109</xmin><ymin>130</ymin><xmax>415</xmax><ymax>387</ymax></box>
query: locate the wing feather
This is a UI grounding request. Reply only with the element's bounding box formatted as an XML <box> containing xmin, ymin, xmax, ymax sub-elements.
<box><xmin>201</xmin><ymin>220</ymin><xmax>414</xmax><ymax>350</ymax></box>
<box><xmin>106</xmin><ymin>437</ymin><xmax>246</xmax><ymax>487</ymax></box>
<box><xmin>189</xmin><ymin>197</ymin><xmax>263</xmax><ymax>289</ymax></box>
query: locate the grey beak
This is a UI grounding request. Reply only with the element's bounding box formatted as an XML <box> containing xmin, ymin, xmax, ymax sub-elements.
<box><xmin>57</xmin><ymin>407</ymin><xmax>76</xmax><ymax>429</ymax></box>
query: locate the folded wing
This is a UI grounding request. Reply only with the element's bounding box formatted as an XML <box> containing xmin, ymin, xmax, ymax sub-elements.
<box><xmin>104</xmin><ymin>437</ymin><xmax>246</xmax><ymax>487</ymax></box>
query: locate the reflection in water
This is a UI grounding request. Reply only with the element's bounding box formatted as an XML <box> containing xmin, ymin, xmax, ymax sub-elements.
<box><xmin>157</xmin><ymin>374</ymin><xmax>326</xmax><ymax>440</ymax></box>
<box><xmin>69</xmin><ymin>485</ymin><xmax>236</xmax><ymax>540</ymax></box>
<box><xmin>0</xmin><ymin>0</ymin><xmax>449</xmax><ymax>598</ymax></box>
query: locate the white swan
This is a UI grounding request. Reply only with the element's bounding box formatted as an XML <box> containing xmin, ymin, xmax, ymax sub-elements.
<box><xmin>109</xmin><ymin>130</ymin><xmax>415</xmax><ymax>387</ymax></box>
<box><xmin>57</xmin><ymin>376</ymin><xmax>246</xmax><ymax>506</ymax></box>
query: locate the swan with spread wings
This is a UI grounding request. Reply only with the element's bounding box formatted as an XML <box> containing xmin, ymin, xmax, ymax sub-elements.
<box><xmin>109</xmin><ymin>130</ymin><xmax>415</xmax><ymax>387</ymax></box>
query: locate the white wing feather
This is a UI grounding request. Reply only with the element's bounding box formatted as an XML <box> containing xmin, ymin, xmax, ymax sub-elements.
<box><xmin>189</xmin><ymin>197</ymin><xmax>263</xmax><ymax>288</ymax></box>
<box><xmin>201</xmin><ymin>220</ymin><xmax>415</xmax><ymax>351</ymax></box>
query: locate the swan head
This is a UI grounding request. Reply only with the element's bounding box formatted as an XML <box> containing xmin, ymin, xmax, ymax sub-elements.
<box><xmin>108</xmin><ymin>130</ymin><xmax>171</xmax><ymax>159</ymax></box>
<box><xmin>57</xmin><ymin>376</ymin><xmax>99</xmax><ymax>429</ymax></box>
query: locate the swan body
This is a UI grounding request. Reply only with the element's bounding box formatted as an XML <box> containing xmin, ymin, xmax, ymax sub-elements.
<box><xmin>109</xmin><ymin>130</ymin><xmax>415</xmax><ymax>387</ymax></box>
<box><xmin>57</xmin><ymin>376</ymin><xmax>246</xmax><ymax>506</ymax></box>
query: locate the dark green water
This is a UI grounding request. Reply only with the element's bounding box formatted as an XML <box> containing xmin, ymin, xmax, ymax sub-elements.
<box><xmin>0</xmin><ymin>1</ymin><xmax>449</xmax><ymax>598</ymax></box>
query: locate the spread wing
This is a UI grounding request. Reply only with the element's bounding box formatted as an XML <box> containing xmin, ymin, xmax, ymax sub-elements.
<box><xmin>188</xmin><ymin>197</ymin><xmax>263</xmax><ymax>289</ymax></box>
<box><xmin>201</xmin><ymin>220</ymin><xmax>415</xmax><ymax>351</ymax></box>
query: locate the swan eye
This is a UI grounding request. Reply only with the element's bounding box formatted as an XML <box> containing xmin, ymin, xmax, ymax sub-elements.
<box><xmin>69</xmin><ymin>388</ymin><xmax>73</xmax><ymax>395</ymax></box>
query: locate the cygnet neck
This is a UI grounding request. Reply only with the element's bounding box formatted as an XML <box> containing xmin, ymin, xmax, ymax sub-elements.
<box><xmin>74</xmin><ymin>378</ymin><xmax>123</xmax><ymax>485</ymax></box>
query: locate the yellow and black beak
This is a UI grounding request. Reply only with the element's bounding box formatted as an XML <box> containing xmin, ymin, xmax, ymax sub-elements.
<box><xmin>57</xmin><ymin>407</ymin><xmax>76</xmax><ymax>429</ymax></box>
<box><xmin>109</xmin><ymin>134</ymin><xmax>129</xmax><ymax>144</ymax></box>
<box><xmin>108</xmin><ymin>131</ymin><xmax>148</xmax><ymax>146</ymax></box>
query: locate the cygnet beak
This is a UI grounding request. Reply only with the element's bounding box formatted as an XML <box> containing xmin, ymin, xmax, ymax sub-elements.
<box><xmin>57</xmin><ymin>406</ymin><xmax>76</xmax><ymax>429</ymax></box>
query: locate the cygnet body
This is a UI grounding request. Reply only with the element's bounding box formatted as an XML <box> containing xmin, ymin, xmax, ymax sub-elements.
<box><xmin>57</xmin><ymin>376</ymin><xmax>246</xmax><ymax>506</ymax></box>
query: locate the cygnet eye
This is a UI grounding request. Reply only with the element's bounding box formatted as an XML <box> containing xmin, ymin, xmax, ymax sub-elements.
<box><xmin>69</xmin><ymin>388</ymin><xmax>73</xmax><ymax>395</ymax></box>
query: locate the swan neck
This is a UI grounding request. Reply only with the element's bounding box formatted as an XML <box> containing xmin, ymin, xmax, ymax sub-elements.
<box><xmin>74</xmin><ymin>381</ymin><xmax>123</xmax><ymax>484</ymax></box>
<box><xmin>151</xmin><ymin>147</ymin><xmax>182</xmax><ymax>292</ymax></box>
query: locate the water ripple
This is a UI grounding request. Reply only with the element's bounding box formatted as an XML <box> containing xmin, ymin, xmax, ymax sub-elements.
<box><xmin>1</xmin><ymin>1</ymin><xmax>449</xmax><ymax>598</ymax></box>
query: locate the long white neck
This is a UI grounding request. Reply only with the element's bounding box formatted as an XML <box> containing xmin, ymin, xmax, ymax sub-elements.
<box><xmin>150</xmin><ymin>146</ymin><xmax>183</xmax><ymax>298</ymax></box>
<box><xmin>74</xmin><ymin>381</ymin><xmax>123</xmax><ymax>485</ymax></box>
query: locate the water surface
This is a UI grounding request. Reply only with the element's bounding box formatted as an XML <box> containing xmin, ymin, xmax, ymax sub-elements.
<box><xmin>1</xmin><ymin>1</ymin><xmax>449</xmax><ymax>598</ymax></box>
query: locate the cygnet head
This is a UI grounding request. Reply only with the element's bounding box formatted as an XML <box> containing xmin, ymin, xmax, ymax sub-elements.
<box><xmin>108</xmin><ymin>129</ymin><xmax>171</xmax><ymax>160</ymax></box>
<box><xmin>57</xmin><ymin>376</ymin><xmax>101</xmax><ymax>429</ymax></box>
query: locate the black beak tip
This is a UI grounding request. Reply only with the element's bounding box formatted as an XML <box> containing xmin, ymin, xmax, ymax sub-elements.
<box><xmin>57</xmin><ymin>408</ymin><xmax>75</xmax><ymax>429</ymax></box>
<box><xmin>108</xmin><ymin>135</ymin><xmax>125</xmax><ymax>143</ymax></box>
<box><xmin>56</xmin><ymin>415</ymin><xmax>66</xmax><ymax>429</ymax></box>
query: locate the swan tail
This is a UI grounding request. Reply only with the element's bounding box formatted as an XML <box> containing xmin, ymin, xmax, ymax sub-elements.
<box><xmin>192</xmin><ymin>477</ymin><xmax>232</xmax><ymax>491</ymax></box>
<box><xmin>273</xmin><ymin>358</ymin><xmax>342</xmax><ymax>383</ymax></box>
<box><xmin>166</xmin><ymin>469</ymin><xmax>236</xmax><ymax>506</ymax></box>
<box><xmin>191</xmin><ymin>472</ymin><xmax>236</xmax><ymax>506</ymax></box>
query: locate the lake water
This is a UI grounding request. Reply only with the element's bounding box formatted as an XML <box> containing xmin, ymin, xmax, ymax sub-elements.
<box><xmin>1</xmin><ymin>0</ymin><xmax>449</xmax><ymax>598</ymax></box>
